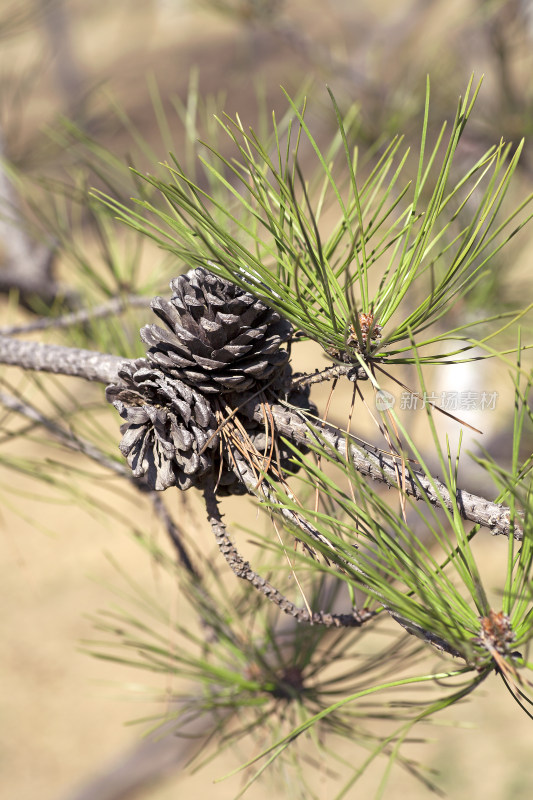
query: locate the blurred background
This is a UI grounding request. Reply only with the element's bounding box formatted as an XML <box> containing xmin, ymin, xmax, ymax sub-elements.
<box><xmin>1</xmin><ymin>1</ymin><xmax>533</xmax><ymax>798</ymax></box>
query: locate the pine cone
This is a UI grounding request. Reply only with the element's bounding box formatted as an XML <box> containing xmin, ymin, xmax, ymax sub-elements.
<box><xmin>106</xmin><ymin>268</ymin><xmax>315</xmax><ymax>494</ymax></box>
<box><xmin>106</xmin><ymin>359</ymin><xmax>218</xmax><ymax>491</ymax></box>
<box><xmin>141</xmin><ymin>267</ymin><xmax>292</xmax><ymax>394</ymax></box>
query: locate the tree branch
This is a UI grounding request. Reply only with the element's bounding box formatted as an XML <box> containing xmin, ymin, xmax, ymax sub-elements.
<box><xmin>248</xmin><ymin>401</ymin><xmax>522</xmax><ymax>541</ymax></box>
<box><xmin>0</xmin><ymin>360</ymin><xmax>469</xmax><ymax>657</ymax></box>
<box><xmin>0</xmin><ymin>388</ymin><xmax>199</xmax><ymax>578</ymax></box>
<box><xmin>0</xmin><ymin>335</ymin><xmax>125</xmax><ymax>383</ymax></box>
<box><xmin>150</xmin><ymin>492</ymin><xmax>200</xmax><ymax>579</ymax></box>
<box><xmin>206</xmin><ymin>469</ymin><xmax>463</xmax><ymax>658</ymax></box>
<box><xmin>0</xmin><ymin>336</ymin><xmax>521</xmax><ymax>539</ymax></box>
<box><xmin>290</xmin><ymin>363</ymin><xmax>367</xmax><ymax>387</ymax></box>
<box><xmin>0</xmin><ymin>127</ymin><xmax>73</xmax><ymax>311</ymax></box>
<box><xmin>0</xmin><ymin>389</ymin><xmax>131</xmax><ymax>474</ymax></box>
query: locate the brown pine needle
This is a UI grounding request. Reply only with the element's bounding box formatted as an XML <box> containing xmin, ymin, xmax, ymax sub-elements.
<box><xmin>346</xmin><ymin>383</ymin><xmax>358</xmax><ymax>508</ymax></box>
<box><xmin>353</xmin><ymin>381</ymin><xmax>408</xmax><ymax>522</ymax></box>
<box><xmin>315</xmin><ymin>377</ymin><xmax>338</xmax><ymax>515</ymax></box>
<box><xmin>272</xmin><ymin>517</ymin><xmax>313</xmax><ymax>619</ymax></box>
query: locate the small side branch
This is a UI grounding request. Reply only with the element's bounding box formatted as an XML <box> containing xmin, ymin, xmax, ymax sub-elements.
<box><xmin>203</xmin><ymin>480</ymin><xmax>371</xmax><ymax>628</ymax></box>
<box><xmin>0</xmin><ymin>128</ymin><xmax>70</xmax><ymax>311</ymax></box>
<box><xmin>150</xmin><ymin>493</ymin><xmax>199</xmax><ymax>579</ymax></box>
<box><xmin>225</xmin><ymin>457</ymin><xmax>466</xmax><ymax>659</ymax></box>
<box><xmin>0</xmin><ymin>295</ymin><xmax>149</xmax><ymax>336</ymax></box>
<box><xmin>205</xmin><ymin>471</ymin><xmax>463</xmax><ymax>659</ymax></box>
<box><xmin>291</xmin><ymin>363</ymin><xmax>367</xmax><ymax>387</ymax></box>
<box><xmin>0</xmin><ymin>390</ymin><xmax>131</xmax><ymax>475</ymax></box>
<box><xmin>389</xmin><ymin>612</ymin><xmax>464</xmax><ymax>659</ymax></box>
<box><xmin>0</xmin><ymin>390</ymin><xmax>199</xmax><ymax>576</ymax></box>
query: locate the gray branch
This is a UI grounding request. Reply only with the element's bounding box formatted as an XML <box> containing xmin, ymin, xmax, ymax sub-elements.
<box><xmin>0</xmin><ymin>389</ymin><xmax>130</xmax><ymax>476</ymax></box>
<box><xmin>0</xmin><ymin>389</ymin><xmax>199</xmax><ymax>578</ymax></box>
<box><xmin>0</xmin><ymin>335</ymin><xmax>521</xmax><ymax>539</ymax></box>
<box><xmin>0</xmin><ymin>372</ymin><xmax>462</xmax><ymax>657</ymax></box>
<box><xmin>203</xmin><ymin>479</ymin><xmax>372</xmax><ymax>628</ymax></box>
<box><xmin>246</xmin><ymin>401</ymin><xmax>522</xmax><ymax>541</ymax></box>
<box><xmin>58</xmin><ymin>705</ymin><xmax>218</xmax><ymax>800</ymax></box>
<box><xmin>0</xmin><ymin>335</ymin><xmax>126</xmax><ymax>383</ymax></box>
<box><xmin>290</xmin><ymin>363</ymin><xmax>368</xmax><ymax>387</ymax></box>
<box><xmin>0</xmin><ymin>127</ymin><xmax>70</xmax><ymax>310</ymax></box>
<box><xmin>209</xmin><ymin>464</ymin><xmax>463</xmax><ymax>657</ymax></box>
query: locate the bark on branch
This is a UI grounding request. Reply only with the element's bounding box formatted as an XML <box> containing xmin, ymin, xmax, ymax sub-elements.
<box><xmin>0</xmin><ymin>336</ymin><xmax>125</xmax><ymax>383</ymax></box>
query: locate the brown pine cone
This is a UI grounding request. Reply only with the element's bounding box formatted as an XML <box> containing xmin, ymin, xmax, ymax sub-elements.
<box><xmin>141</xmin><ymin>267</ymin><xmax>292</xmax><ymax>394</ymax></box>
<box><xmin>106</xmin><ymin>358</ymin><xmax>218</xmax><ymax>491</ymax></box>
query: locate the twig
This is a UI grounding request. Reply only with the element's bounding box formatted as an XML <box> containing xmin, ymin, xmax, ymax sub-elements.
<box><xmin>0</xmin><ymin>381</ymin><xmax>466</xmax><ymax>657</ymax></box>
<box><xmin>388</xmin><ymin>612</ymin><xmax>464</xmax><ymax>659</ymax></box>
<box><xmin>230</xmin><ymin>448</ymin><xmax>338</xmax><ymax>551</ymax></box>
<box><xmin>206</xmin><ymin>470</ymin><xmax>464</xmax><ymax>657</ymax></box>
<box><xmin>150</xmin><ymin>492</ymin><xmax>199</xmax><ymax>578</ymax></box>
<box><xmin>57</xmin><ymin>704</ymin><xmax>219</xmax><ymax>800</ymax></box>
<box><xmin>0</xmin><ymin>389</ymin><xmax>199</xmax><ymax>576</ymax></box>
<box><xmin>0</xmin><ymin>128</ymin><xmax>69</xmax><ymax>310</ymax></box>
<box><xmin>0</xmin><ymin>295</ymin><xmax>149</xmax><ymax>336</ymax></box>
<box><xmin>248</xmin><ymin>401</ymin><xmax>523</xmax><ymax>541</ymax></box>
<box><xmin>203</xmin><ymin>478</ymin><xmax>371</xmax><ymax>628</ymax></box>
<box><xmin>290</xmin><ymin>363</ymin><xmax>367</xmax><ymax>387</ymax></box>
<box><xmin>0</xmin><ymin>389</ymin><xmax>131</xmax><ymax>476</ymax></box>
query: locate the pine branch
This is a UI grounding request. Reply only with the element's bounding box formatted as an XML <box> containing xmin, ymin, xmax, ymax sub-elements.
<box><xmin>0</xmin><ymin>335</ymin><xmax>125</xmax><ymax>383</ymax></box>
<box><xmin>290</xmin><ymin>363</ymin><xmax>368</xmax><ymax>387</ymax></box>
<box><xmin>0</xmin><ymin>389</ymin><xmax>130</xmax><ymax>475</ymax></box>
<box><xmin>229</xmin><ymin>444</ymin><xmax>340</xmax><ymax>551</ymax></box>
<box><xmin>389</xmin><ymin>611</ymin><xmax>464</xmax><ymax>659</ymax></box>
<box><xmin>56</xmin><ymin>705</ymin><xmax>219</xmax><ymax>800</ymax></box>
<box><xmin>0</xmin><ymin>335</ymin><xmax>520</xmax><ymax>539</ymax></box>
<box><xmin>0</xmin><ymin>344</ymin><xmax>475</xmax><ymax>657</ymax></box>
<box><xmin>223</xmin><ymin>455</ymin><xmax>468</xmax><ymax>659</ymax></box>
<box><xmin>150</xmin><ymin>492</ymin><xmax>200</xmax><ymax>579</ymax></box>
<box><xmin>0</xmin><ymin>127</ymin><xmax>74</xmax><ymax>312</ymax></box>
<box><xmin>246</xmin><ymin>401</ymin><xmax>522</xmax><ymax>541</ymax></box>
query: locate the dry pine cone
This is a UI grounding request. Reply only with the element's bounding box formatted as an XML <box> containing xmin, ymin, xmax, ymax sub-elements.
<box><xmin>107</xmin><ymin>268</ymin><xmax>312</xmax><ymax>494</ymax></box>
<box><xmin>142</xmin><ymin>267</ymin><xmax>292</xmax><ymax>393</ymax></box>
